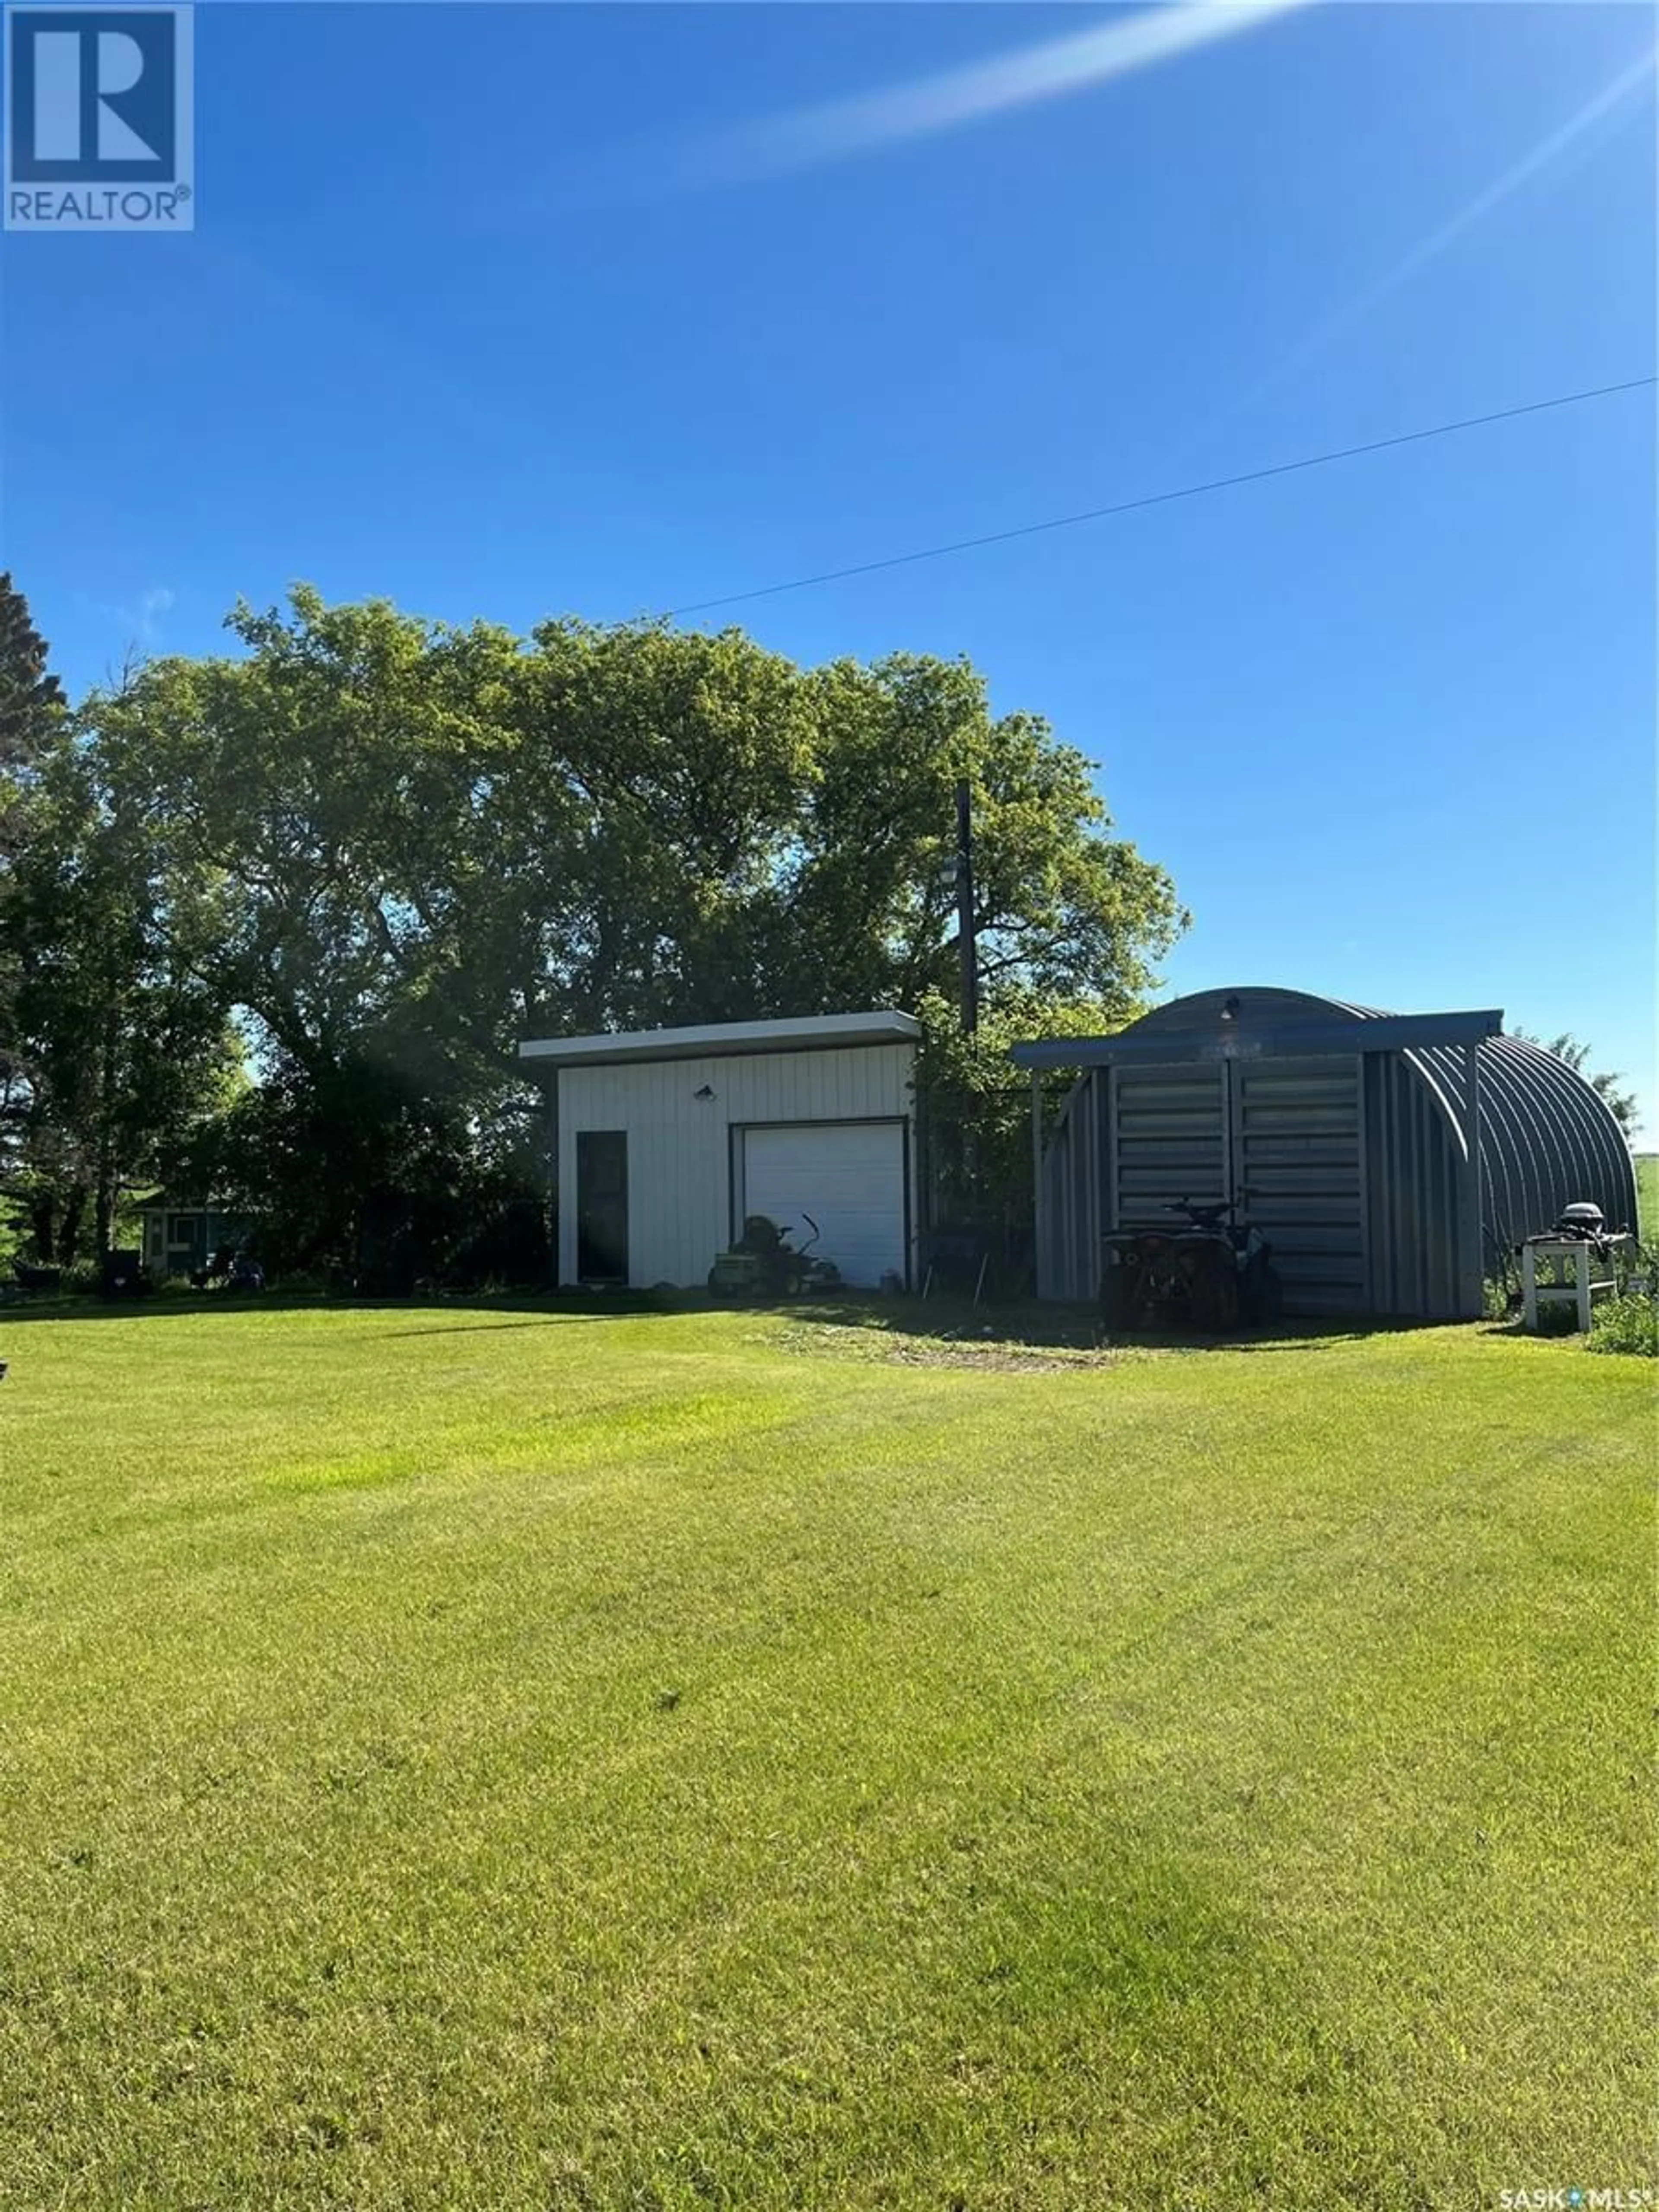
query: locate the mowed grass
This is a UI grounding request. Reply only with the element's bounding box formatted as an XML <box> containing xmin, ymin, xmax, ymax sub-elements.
<box><xmin>0</xmin><ymin>1302</ymin><xmax>1652</xmax><ymax>2212</ymax></box>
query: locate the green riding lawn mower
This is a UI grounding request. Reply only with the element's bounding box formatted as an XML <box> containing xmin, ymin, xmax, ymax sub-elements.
<box><xmin>708</xmin><ymin>1214</ymin><xmax>842</xmax><ymax>1300</ymax></box>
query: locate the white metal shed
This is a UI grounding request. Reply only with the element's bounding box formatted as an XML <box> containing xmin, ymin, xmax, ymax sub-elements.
<box><xmin>518</xmin><ymin>1012</ymin><xmax>921</xmax><ymax>1290</ymax></box>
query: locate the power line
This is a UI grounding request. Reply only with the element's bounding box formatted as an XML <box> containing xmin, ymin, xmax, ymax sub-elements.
<box><xmin>666</xmin><ymin>374</ymin><xmax>1656</xmax><ymax>618</ymax></box>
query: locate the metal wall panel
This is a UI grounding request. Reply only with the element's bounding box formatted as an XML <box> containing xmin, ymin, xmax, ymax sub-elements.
<box><xmin>1109</xmin><ymin>1066</ymin><xmax>1229</xmax><ymax>1227</ymax></box>
<box><xmin>1362</xmin><ymin>1052</ymin><xmax>1462</xmax><ymax>1316</ymax></box>
<box><xmin>1419</xmin><ymin>1034</ymin><xmax>1639</xmax><ymax>1254</ymax></box>
<box><xmin>557</xmin><ymin>1043</ymin><xmax>915</xmax><ymax>1287</ymax></box>
<box><xmin>1230</xmin><ymin>1057</ymin><xmax>1366</xmax><ymax>1314</ymax></box>
<box><xmin>1034</xmin><ymin>1081</ymin><xmax>1098</xmax><ymax>1300</ymax></box>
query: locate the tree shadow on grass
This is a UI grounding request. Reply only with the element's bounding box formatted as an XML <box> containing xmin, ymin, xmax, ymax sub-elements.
<box><xmin>1474</xmin><ymin>1316</ymin><xmax>1581</xmax><ymax>1344</ymax></box>
<box><xmin>777</xmin><ymin>1294</ymin><xmax>1446</xmax><ymax>1356</ymax></box>
<box><xmin>0</xmin><ymin>1287</ymin><xmax>660</xmax><ymax>1331</ymax></box>
<box><xmin>0</xmin><ymin>1284</ymin><xmax>1453</xmax><ymax>1354</ymax></box>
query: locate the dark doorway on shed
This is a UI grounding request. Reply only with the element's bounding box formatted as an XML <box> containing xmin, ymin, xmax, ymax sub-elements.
<box><xmin>576</xmin><ymin>1131</ymin><xmax>629</xmax><ymax>1283</ymax></box>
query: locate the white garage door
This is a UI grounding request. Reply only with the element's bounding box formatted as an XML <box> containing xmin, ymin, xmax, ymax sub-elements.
<box><xmin>741</xmin><ymin>1122</ymin><xmax>907</xmax><ymax>1289</ymax></box>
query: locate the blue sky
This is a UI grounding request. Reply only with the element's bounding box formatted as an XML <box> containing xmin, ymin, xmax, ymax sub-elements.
<box><xmin>3</xmin><ymin>3</ymin><xmax>1654</xmax><ymax>1130</ymax></box>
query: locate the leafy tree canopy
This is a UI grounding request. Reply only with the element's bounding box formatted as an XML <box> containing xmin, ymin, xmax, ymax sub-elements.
<box><xmin>0</xmin><ymin>571</ymin><xmax>65</xmax><ymax>798</ymax></box>
<box><xmin>87</xmin><ymin>587</ymin><xmax>1185</xmax><ymax>1050</ymax></box>
<box><xmin>18</xmin><ymin>584</ymin><xmax>1188</xmax><ymax>1274</ymax></box>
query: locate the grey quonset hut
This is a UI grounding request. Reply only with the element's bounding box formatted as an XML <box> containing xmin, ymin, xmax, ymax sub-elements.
<box><xmin>1013</xmin><ymin>985</ymin><xmax>1637</xmax><ymax>1319</ymax></box>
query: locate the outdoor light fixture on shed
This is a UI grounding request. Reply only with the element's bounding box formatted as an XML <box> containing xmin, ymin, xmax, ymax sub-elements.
<box><xmin>693</xmin><ymin>1084</ymin><xmax>716</xmax><ymax>1100</ymax></box>
<box><xmin>1220</xmin><ymin>995</ymin><xmax>1241</xmax><ymax>1023</ymax></box>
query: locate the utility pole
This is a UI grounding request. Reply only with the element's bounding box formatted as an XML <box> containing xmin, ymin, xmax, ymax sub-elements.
<box><xmin>954</xmin><ymin>777</ymin><xmax>978</xmax><ymax>1036</ymax></box>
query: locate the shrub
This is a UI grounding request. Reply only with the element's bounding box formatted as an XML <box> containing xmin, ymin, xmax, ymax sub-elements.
<box><xmin>1588</xmin><ymin>1292</ymin><xmax>1659</xmax><ymax>1358</ymax></box>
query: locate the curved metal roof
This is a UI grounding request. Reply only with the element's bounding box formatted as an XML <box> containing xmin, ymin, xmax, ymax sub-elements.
<box><xmin>1129</xmin><ymin>985</ymin><xmax>1638</xmax><ymax>1242</ymax></box>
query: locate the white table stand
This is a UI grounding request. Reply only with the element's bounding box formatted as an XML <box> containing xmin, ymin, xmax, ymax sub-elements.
<box><xmin>1520</xmin><ymin>1237</ymin><xmax>1621</xmax><ymax>1333</ymax></box>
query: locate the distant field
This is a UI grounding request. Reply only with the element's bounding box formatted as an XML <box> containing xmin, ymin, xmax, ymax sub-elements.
<box><xmin>0</xmin><ymin>1300</ymin><xmax>1652</xmax><ymax>2210</ymax></box>
<box><xmin>1637</xmin><ymin>1152</ymin><xmax>1657</xmax><ymax>1237</ymax></box>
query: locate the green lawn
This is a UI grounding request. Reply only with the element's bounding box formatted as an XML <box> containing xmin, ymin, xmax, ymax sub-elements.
<box><xmin>1</xmin><ymin>1300</ymin><xmax>1652</xmax><ymax>2211</ymax></box>
<box><xmin>1637</xmin><ymin>1152</ymin><xmax>1657</xmax><ymax>1238</ymax></box>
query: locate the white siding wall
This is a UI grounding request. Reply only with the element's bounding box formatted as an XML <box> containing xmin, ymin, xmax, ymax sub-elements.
<box><xmin>556</xmin><ymin>1043</ymin><xmax>916</xmax><ymax>1288</ymax></box>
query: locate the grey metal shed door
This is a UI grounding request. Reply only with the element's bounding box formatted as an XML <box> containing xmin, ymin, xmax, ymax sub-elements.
<box><xmin>1230</xmin><ymin>1056</ymin><xmax>1366</xmax><ymax>1313</ymax></box>
<box><xmin>1109</xmin><ymin>1055</ymin><xmax>1365</xmax><ymax>1315</ymax></box>
<box><xmin>1109</xmin><ymin>1065</ymin><xmax>1229</xmax><ymax>1229</ymax></box>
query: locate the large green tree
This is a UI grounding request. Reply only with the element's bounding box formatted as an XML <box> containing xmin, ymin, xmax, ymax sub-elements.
<box><xmin>506</xmin><ymin>617</ymin><xmax>816</xmax><ymax>1032</ymax></box>
<box><xmin>773</xmin><ymin>652</ymin><xmax>1184</xmax><ymax>1019</ymax></box>
<box><xmin>0</xmin><ymin>578</ymin><xmax>70</xmax><ymax>1260</ymax></box>
<box><xmin>90</xmin><ymin>588</ymin><xmax>1185</xmax><ymax>1047</ymax></box>
<box><xmin>86</xmin><ymin>590</ymin><xmax>543</xmax><ymax>1274</ymax></box>
<box><xmin>92</xmin><ymin>589</ymin><xmax>528</xmax><ymax>1090</ymax></box>
<box><xmin>2</xmin><ymin>730</ymin><xmax>241</xmax><ymax>1261</ymax></box>
<box><xmin>68</xmin><ymin>587</ymin><xmax>1186</xmax><ymax>1275</ymax></box>
<box><xmin>0</xmin><ymin>572</ymin><xmax>65</xmax><ymax>845</ymax></box>
<box><xmin>912</xmin><ymin>982</ymin><xmax>1127</xmax><ymax>1264</ymax></box>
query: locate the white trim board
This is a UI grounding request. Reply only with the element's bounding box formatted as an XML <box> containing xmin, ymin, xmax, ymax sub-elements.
<box><xmin>521</xmin><ymin>1010</ymin><xmax>920</xmax><ymax>1069</ymax></box>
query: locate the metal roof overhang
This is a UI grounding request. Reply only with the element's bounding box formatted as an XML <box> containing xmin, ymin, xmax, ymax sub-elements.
<box><xmin>519</xmin><ymin>1009</ymin><xmax>921</xmax><ymax>1071</ymax></box>
<box><xmin>1009</xmin><ymin>1010</ymin><xmax>1503</xmax><ymax>1070</ymax></box>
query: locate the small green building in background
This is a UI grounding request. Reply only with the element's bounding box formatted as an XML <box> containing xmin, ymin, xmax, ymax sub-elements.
<box><xmin>133</xmin><ymin>1196</ymin><xmax>255</xmax><ymax>1279</ymax></box>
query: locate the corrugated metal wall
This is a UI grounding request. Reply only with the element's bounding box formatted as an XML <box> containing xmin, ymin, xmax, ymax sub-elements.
<box><xmin>1031</xmin><ymin>984</ymin><xmax>1638</xmax><ymax>1318</ymax></box>
<box><xmin>1034</xmin><ymin>1078</ymin><xmax>1100</xmax><ymax>1302</ymax></box>
<box><xmin>1413</xmin><ymin>1034</ymin><xmax>1639</xmax><ymax>1253</ymax></box>
<box><xmin>1110</xmin><ymin>1067</ymin><xmax>1228</xmax><ymax>1227</ymax></box>
<box><xmin>1232</xmin><ymin>1058</ymin><xmax>1367</xmax><ymax>1313</ymax></box>
<box><xmin>1362</xmin><ymin>1051</ymin><xmax>1461</xmax><ymax>1317</ymax></box>
<box><xmin>558</xmin><ymin>1044</ymin><xmax>915</xmax><ymax>1288</ymax></box>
